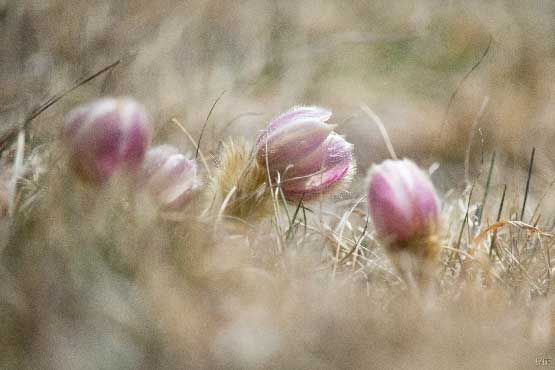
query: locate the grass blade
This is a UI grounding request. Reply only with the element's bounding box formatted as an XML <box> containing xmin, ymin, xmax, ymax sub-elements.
<box><xmin>477</xmin><ymin>151</ymin><xmax>496</xmax><ymax>226</ymax></box>
<box><xmin>520</xmin><ymin>147</ymin><xmax>535</xmax><ymax>221</ymax></box>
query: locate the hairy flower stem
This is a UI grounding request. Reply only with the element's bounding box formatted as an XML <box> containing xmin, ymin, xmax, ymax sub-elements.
<box><xmin>207</xmin><ymin>139</ymin><xmax>272</xmax><ymax>221</ymax></box>
<box><xmin>385</xmin><ymin>231</ymin><xmax>441</xmax><ymax>289</ymax></box>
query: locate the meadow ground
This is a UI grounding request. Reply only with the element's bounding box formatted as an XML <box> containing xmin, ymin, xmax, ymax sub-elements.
<box><xmin>1</xmin><ymin>1</ymin><xmax>555</xmax><ymax>369</ymax></box>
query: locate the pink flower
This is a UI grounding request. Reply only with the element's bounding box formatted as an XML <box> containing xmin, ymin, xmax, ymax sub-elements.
<box><xmin>141</xmin><ymin>145</ymin><xmax>199</xmax><ymax>211</ymax></box>
<box><xmin>63</xmin><ymin>97</ymin><xmax>152</xmax><ymax>183</ymax></box>
<box><xmin>368</xmin><ymin>159</ymin><xmax>440</xmax><ymax>242</ymax></box>
<box><xmin>256</xmin><ymin>106</ymin><xmax>354</xmax><ymax>200</ymax></box>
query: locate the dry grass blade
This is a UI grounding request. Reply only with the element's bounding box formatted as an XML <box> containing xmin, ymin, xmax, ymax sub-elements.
<box><xmin>1</xmin><ymin>60</ymin><xmax>120</xmax><ymax>151</ymax></box>
<box><xmin>437</xmin><ymin>36</ymin><xmax>493</xmax><ymax>146</ymax></box>
<box><xmin>489</xmin><ymin>184</ymin><xmax>507</xmax><ymax>258</ymax></box>
<box><xmin>464</xmin><ymin>95</ymin><xmax>489</xmax><ymax>183</ymax></box>
<box><xmin>332</xmin><ymin>195</ymin><xmax>366</xmax><ymax>279</ymax></box>
<box><xmin>196</xmin><ymin>91</ymin><xmax>225</xmax><ymax>160</ymax></box>
<box><xmin>217</xmin><ymin>185</ymin><xmax>237</xmax><ymax>221</ymax></box>
<box><xmin>474</xmin><ymin>220</ymin><xmax>555</xmax><ymax>245</ymax></box>
<box><xmin>440</xmin><ymin>245</ymin><xmax>504</xmax><ymax>284</ymax></box>
<box><xmin>477</xmin><ymin>151</ymin><xmax>496</xmax><ymax>226</ymax></box>
<box><xmin>521</xmin><ymin>147</ymin><xmax>536</xmax><ymax>221</ymax></box>
<box><xmin>7</xmin><ymin>130</ymin><xmax>25</xmax><ymax>216</ymax></box>
<box><xmin>360</xmin><ymin>103</ymin><xmax>398</xmax><ymax>160</ymax></box>
<box><xmin>497</xmin><ymin>242</ymin><xmax>545</xmax><ymax>294</ymax></box>
<box><xmin>171</xmin><ymin>118</ymin><xmax>212</xmax><ymax>175</ymax></box>
<box><xmin>337</xmin><ymin>216</ymin><xmax>369</xmax><ymax>266</ymax></box>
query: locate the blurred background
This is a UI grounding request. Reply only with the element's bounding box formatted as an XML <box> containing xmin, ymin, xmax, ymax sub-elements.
<box><xmin>2</xmin><ymin>0</ymin><xmax>554</xmax><ymax>181</ymax></box>
<box><xmin>1</xmin><ymin>1</ymin><xmax>555</xmax><ymax>369</ymax></box>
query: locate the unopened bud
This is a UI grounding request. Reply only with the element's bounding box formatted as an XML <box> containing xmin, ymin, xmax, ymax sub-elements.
<box><xmin>141</xmin><ymin>145</ymin><xmax>199</xmax><ymax>211</ymax></box>
<box><xmin>256</xmin><ymin>106</ymin><xmax>354</xmax><ymax>200</ymax></box>
<box><xmin>63</xmin><ymin>97</ymin><xmax>152</xmax><ymax>183</ymax></box>
<box><xmin>368</xmin><ymin>159</ymin><xmax>440</xmax><ymax>243</ymax></box>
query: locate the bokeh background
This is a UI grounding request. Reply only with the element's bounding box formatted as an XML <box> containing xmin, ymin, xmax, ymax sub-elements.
<box><xmin>1</xmin><ymin>1</ymin><xmax>555</xmax><ymax>369</ymax></box>
<box><xmin>2</xmin><ymin>0</ymin><xmax>554</xmax><ymax>175</ymax></box>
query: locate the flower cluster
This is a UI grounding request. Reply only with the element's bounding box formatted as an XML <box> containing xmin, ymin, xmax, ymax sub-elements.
<box><xmin>63</xmin><ymin>99</ymin><xmax>442</xmax><ymax>278</ymax></box>
<box><xmin>63</xmin><ymin>97</ymin><xmax>200</xmax><ymax>211</ymax></box>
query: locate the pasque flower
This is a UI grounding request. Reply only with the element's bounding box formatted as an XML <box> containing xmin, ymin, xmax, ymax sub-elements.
<box><xmin>256</xmin><ymin>106</ymin><xmax>354</xmax><ymax>200</ymax></box>
<box><xmin>63</xmin><ymin>97</ymin><xmax>152</xmax><ymax>183</ymax></box>
<box><xmin>141</xmin><ymin>145</ymin><xmax>199</xmax><ymax>210</ymax></box>
<box><xmin>368</xmin><ymin>159</ymin><xmax>440</xmax><ymax>243</ymax></box>
<box><xmin>368</xmin><ymin>159</ymin><xmax>441</xmax><ymax>284</ymax></box>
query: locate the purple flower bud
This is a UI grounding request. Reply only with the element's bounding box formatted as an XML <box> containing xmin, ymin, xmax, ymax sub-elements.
<box><xmin>256</xmin><ymin>106</ymin><xmax>354</xmax><ymax>200</ymax></box>
<box><xmin>141</xmin><ymin>145</ymin><xmax>199</xmax><ymax>211</ymax></box>
<box><xmin>265</xmin><ymin>106</ymin><xmax>332</xmax><ymax>132</ymax></box>
<box><xmin>368</xmin><ymin>159</ymin><xmax>440</xmax><ymax>242</ymax></box>
<box><xmin>63</xmin><ymin>97</ymin><xmax>152</xmax><ymax>183</ymax></box>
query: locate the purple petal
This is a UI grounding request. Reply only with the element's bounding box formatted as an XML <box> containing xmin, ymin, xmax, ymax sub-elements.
<box><xmin>267</xmin><ymin>106</ymin><xmax>331</xmax><ymax>131</ymax></box>
<box><xmin>368</xmin><ymin>166</ymin><xmax>413</xmax><ymax>241</ymax></box>
<box><xmin>406</xmin><ymin>162</ymin><xmax>440</xmax><ymax>230</ymax></box>
<box><xmin>255</xmin><ymin>106</ymin><xmax>332</xmax><ymax>148</ymax></box>
<box><xmin>63</xmin><ymin>97</ymin><xmax>152</xmax><ymax>184</ymax></box>
<box><xmin>72</xmin><ymin>110</ymin><xmax>123</xmax><ymax>182</ymax></box>
<box><xmin>257</xmin><ymin>118</ymin><xmax>333</xmax><ymax>174</ymax></box>
<box><xmin>162</xmin><ymin>188</ymin><xmax>194</xmax><ymax>211</ymax></box>
<box><xmin>148</xmin><ymin>155</ymin><xmax>194</xmax><ymax>193</ymax></box>
<box><xmin>285</xmin><ymin>133</ymin><xmax>352</xmax><ymax>179</ymax></box>
<box><xmin>118</xmin><ymin>99</ymin><xmax>152</xmax><ymax>168</ymax></box>
<box><xmin>281</xmin><ymin>156</ymin><xmax>352</xmax><ymax>200</ymax></box>
<box><xmin>141</xmin><ymin>145</ymin><xmax>199</xmax><ymax>210</ymax></box>
<box><xmin>142</xmin><ymin>145</ymin><xmax>180</xmax><ymax>180</ymax></box>
<box><xmin>367</xmin><ymin>159</ymin><xmax>440</xmax><ymax>241</ymax></box>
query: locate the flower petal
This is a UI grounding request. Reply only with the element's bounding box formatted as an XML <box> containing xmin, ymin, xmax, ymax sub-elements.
<box><xmin>257</xmin><ymin>117</ymin><xmax>333</xmax><ymax>174</ymax></box>
<box><xmin>267</xmin><ymin>105</ymin><xmax>331</xmax><ymax>131</ymax></box>
<box><xmin>367</xmin><ymin>159</ymin><xmax>440</xmax><ymax>242</ymax></box>
<box><xmin>285</xmin><ymin>133</ymin><xmax>352</xmax><ymax>179</ymax></box>
<box><xmin>281</xmin><ymin>156</ymin><xmax>352</xmax><ymax>200</ymax></box>
<box><xmin>368</xmin><ymin>163</ymin><xmax>414</xmax><ymax>241</ymax></box>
